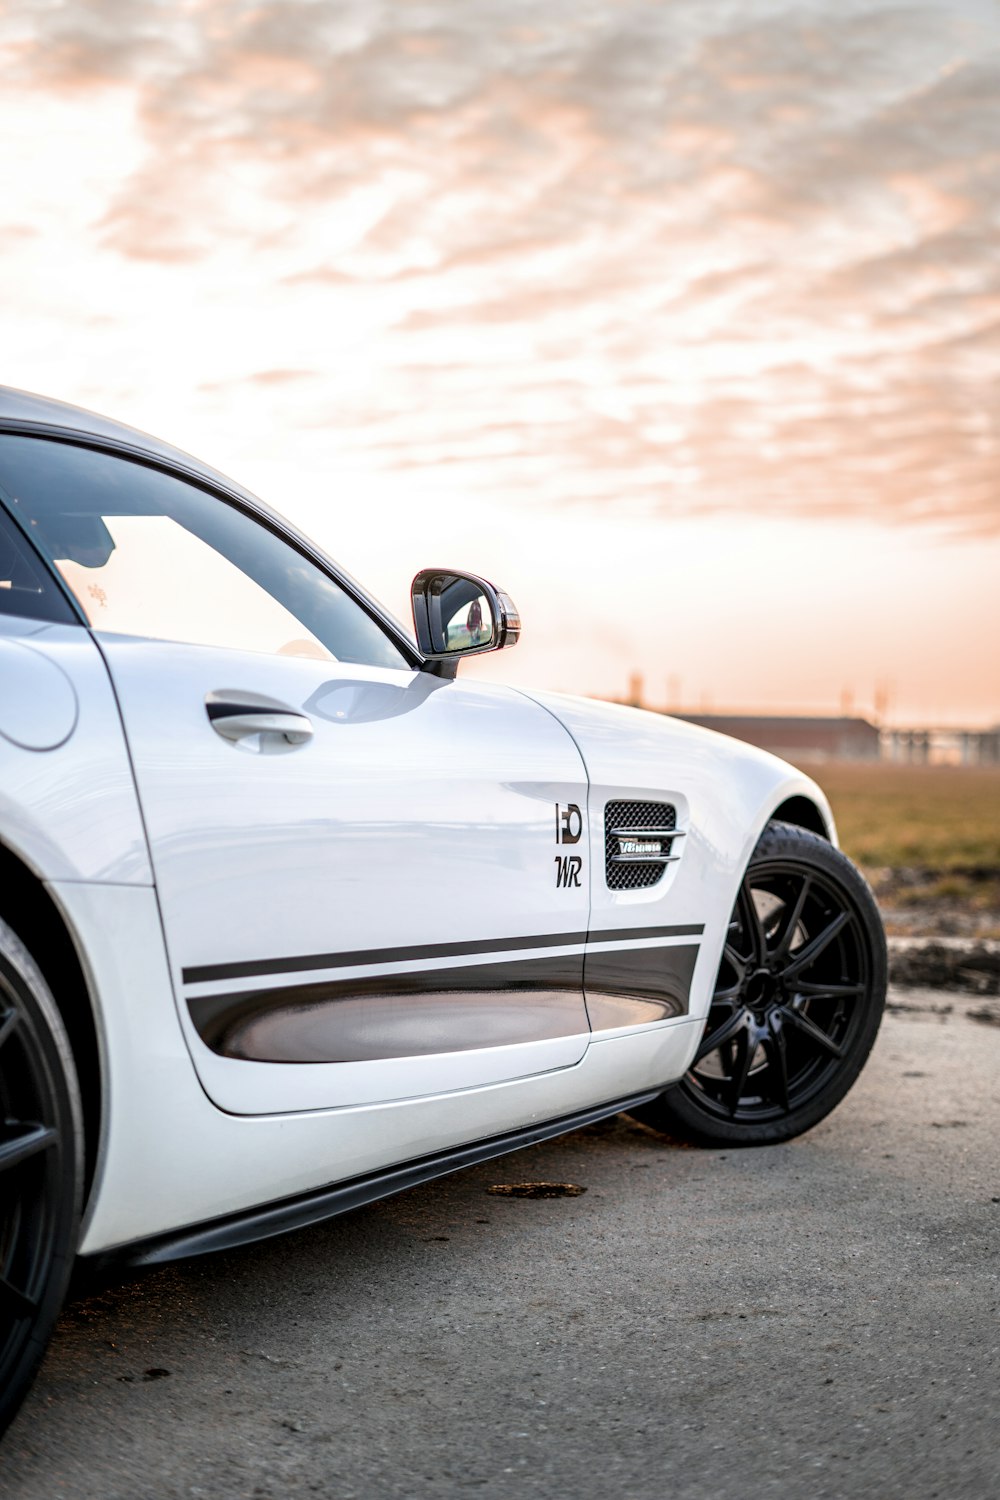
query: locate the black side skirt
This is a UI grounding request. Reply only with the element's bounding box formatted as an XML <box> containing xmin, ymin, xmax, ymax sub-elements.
<box><xmin>92</xmin><ymin>1088</ymin><xmax>663</xmax><ymax>1269</ymax></box>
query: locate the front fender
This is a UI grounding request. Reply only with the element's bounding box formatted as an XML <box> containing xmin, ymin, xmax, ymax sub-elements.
<box><xmin>520</xmin><ymin>691</ymin><xmax>835</xmax><ymax>1029</ymax></box>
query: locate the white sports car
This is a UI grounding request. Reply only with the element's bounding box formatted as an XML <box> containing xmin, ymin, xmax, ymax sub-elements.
<box><xmin>0</xmin><ymin>386</ymin><xmax>886</xmax><ymax>1433</ymax></box>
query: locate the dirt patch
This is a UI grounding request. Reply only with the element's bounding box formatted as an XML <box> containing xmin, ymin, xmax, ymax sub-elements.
<box><xmin>872</xmin><ymin>867</ymin><xmax>1000</xmax><ymax>939</ymax></box>
<box><xmin>886</xmin><ymin>996</ymin><xmax>953</xmax><ymax>1017</ymax></box>
<box><xmin>485</xmin><ymin>1182</ymin><xmax>587</xmax><ymax>1198</ymax></box>
<box><xmin>888</xmin><ymin>938</ymin><xmax>1000</xmax><ymax>994</ymax></box>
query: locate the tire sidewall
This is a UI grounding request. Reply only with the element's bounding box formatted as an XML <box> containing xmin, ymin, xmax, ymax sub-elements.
<box><xmin>0</xmin><ymin>916</ymin><xmax>83</xmax><ymax>1438</ymax></box>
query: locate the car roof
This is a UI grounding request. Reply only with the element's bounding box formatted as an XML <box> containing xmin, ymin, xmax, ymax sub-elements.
<box><xmin>0</xmin><ymin>384</ymin><xmax>258</xmax><ymax>505</ymax></box>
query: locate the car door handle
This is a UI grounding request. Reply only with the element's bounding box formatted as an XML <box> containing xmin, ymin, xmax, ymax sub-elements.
<box><xmin>206</xmin><ymin>694</ymin><xmax>314</xmax><ymax>747</ymax></box>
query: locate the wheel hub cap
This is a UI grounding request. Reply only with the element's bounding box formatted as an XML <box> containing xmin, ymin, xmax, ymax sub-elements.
<box><xmin>745</xmin><ymin>967</ymin><xmax>780</xmax><ymax>1016</ymax></box>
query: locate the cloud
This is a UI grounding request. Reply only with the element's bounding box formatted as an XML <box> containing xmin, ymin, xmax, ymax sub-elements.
<box><xmin>3</xmin><ymin>0</ymin><xmax>999</xmax><ymax>532</ymax></box>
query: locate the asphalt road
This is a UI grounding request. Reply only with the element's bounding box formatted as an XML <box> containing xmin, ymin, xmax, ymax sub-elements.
<box><xmin>4</xmin><ymin>989</ymin><xmax>998</xmax><ymax>1500</ymax></box>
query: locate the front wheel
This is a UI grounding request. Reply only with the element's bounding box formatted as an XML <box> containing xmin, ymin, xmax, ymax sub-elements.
<box><xmin>631</xmin><ymin>821</ymin><xmax>886</xmax><ymax>1146</ymax></box>
<box><xmin>0</xmin><ymin>916</ymin><xmax>82</xmax><ymax>1437</ymax></box>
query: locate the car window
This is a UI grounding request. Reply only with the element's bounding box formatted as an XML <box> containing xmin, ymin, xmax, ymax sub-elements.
<box><xmin>0</xmin><ymin>497</ymin><xmax>77</xmax><ymax>625</ymax></box>
<box><xmin>0</xmin><ymin>436</ymin><xmax>410</xmax><ymax>668</ymax></box>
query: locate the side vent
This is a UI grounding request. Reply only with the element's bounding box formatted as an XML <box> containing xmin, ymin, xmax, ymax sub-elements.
<box><xmin>605</xmin><ymin>800</ymin><xmax>683</xmax><ymax>890</ymax></box>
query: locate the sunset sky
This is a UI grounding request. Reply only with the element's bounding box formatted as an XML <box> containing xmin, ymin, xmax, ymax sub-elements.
<box><xmin>1</xmin><ymin>0</ymin><xmax>998</xmax><ymax>725</ymax></box>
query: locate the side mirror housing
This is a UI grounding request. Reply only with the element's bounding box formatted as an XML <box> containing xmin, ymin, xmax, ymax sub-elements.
<box><xmin>411</xmin><ymin>569</ymin><xmax>521</xmax><ymax>671</ymax></box>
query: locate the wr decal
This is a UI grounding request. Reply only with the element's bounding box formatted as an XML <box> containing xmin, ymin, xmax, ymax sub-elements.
<box><xmin>555</xmin><ymin>855</ymin><xmax>583</xmax><ymax>888</ymax></box>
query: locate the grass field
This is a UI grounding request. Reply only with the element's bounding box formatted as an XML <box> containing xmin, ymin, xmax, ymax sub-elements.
<box><xmin>805</xmin><ymin>762</ymin><xmax>1000</xmax><ymax>936</ymax></box>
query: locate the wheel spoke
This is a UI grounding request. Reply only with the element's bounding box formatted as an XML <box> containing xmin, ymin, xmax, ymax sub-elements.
<box><xmin>0</xmin><ymin>1123</ymin><xmax>57</xmax><ymax>1175</ymax></box>
<box><xmin>695</xmin><ymin>1006</ymin><xmax>749</xmax><ymax>1065</ymax></box>
<box><xmin>724</xmin><ymin>1025</ymin><xmax>758</xmax><ymax>1115</ymax></box>
<box><xmin>722</xmin><ymin>943</ymin><xmax>750</xmax><ymax>979</ymax></box>
<box><xmin>782</xmin><ymin>910</ymin><xmax>850</xmax><ymax>979</ymax></box>
<box><xmin>773</xmin><ymin>878</ymin><xmax>811</xmax><ymax>960</ymax></box>
<box><xmin>762</xmin><ymin>1013</ymin><xmax>790</xmax><ymax>1112</ymax></box>
<box><xmin>0</xmin><ymin>1006</ymin><xmax>18</xmax><ymax>1053</ymax></box>
<box><xmin>796</xmin><ymin>981</ymin><xmax>863</xmax><ymax>1000</ymax></box>
<box><xmin>783</xmin><ymin>1005</ymin><xmax>844</xmax><ymax>1059</ymax></box>
<box><xmin>714</xmin><ymin>980</ymin><xmax>743</xmax><ymax>1004</ymax></box>
<box><xmin>0</xmin><ymin>1274</ymin><xmax>37</xmax><ymax>1321</ymax></box>
<box><xmin>739</xmin><ymin>880</ymin><xmax>768</xmax><ymax>966</ymax></box>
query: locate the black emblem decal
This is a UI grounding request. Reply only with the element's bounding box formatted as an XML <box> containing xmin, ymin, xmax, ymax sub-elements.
<box><xmin>555</xmin><ymin>803</ymin><xmax>583</xmax><ymax>845</ymax></box>
<box><xmin>554</xmin><ymin>804</ymin><xmax>583</xmax><ymax>886</ymax></box>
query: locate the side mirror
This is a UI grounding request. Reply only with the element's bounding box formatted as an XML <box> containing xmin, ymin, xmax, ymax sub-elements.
<box><xmin>411</xmin><ymin>569</ymin><xmax>521</xmax><ymax>667</ymax></box>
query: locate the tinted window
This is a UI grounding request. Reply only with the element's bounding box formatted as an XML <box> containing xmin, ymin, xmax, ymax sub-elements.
<box><xmin>0</xmin><ymin>438</ymin><xmax>408</xmax><ymax>668</ymax></box>
<box><xmin>0</xmin><ymin>500</ymin><xmax>76</xmax><ymax>624</ymax></box>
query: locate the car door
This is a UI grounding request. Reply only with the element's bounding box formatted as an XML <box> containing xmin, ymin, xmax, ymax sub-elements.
<box><xmin>0</xmin><ymin>435</ymin><xmax>592</xmax><ymax>1115</ymax></box>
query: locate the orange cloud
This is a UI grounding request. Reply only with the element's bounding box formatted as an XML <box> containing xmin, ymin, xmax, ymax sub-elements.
<box><xmin>2</xmin><ymin>0</ymin><xmax>999</xmax><ymax>535</ymax></box>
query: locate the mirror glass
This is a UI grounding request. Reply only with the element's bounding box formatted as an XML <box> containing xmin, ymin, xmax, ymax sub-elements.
<box><xmin>444</xmin><ymin>592</ymin><xmax>494</xmax><ymax>653</ymax></box>
<box><xmin>428</xmin><ymin>574</ymin><xmax>496</xmax><ymax>654</ymax></box>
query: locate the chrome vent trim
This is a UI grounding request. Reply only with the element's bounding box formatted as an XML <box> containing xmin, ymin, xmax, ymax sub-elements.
<box><xmin>604</xmin><ymin>801</ymin><xmax>679</xmax><ymax>890</ymax></box>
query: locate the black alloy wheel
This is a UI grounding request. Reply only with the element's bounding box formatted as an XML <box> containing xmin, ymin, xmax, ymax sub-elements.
<box><xmin>0</xmin><ymin>915</ymin><xmax>82</xmax><ymax>1437</ymax></box>
<box><xmin>631</xmin><ymin>821</ymin><xmax>887</xmax><ymax>1146</ymax></box>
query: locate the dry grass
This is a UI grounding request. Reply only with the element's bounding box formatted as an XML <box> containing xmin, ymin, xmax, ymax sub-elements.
<box><xmin>807</xmin><ymin>763</ymin><xmax>1000</xmax><ymax>936</ymax></box>
<box><xmin>813</xmin><ymin>763</ymin><xmax>1000</xmax><ymax>870</ymax></box>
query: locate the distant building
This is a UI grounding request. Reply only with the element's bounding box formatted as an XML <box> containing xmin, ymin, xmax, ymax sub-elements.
<box><xmin>673</xmin><ymin>714</ymin><xmax>881</xmax><ymax>763</ymax></box>
<box><xmin>884</xmin><ymin>727</ymin><xmax>1000</xmax><ymax>766</ymax></box>
<box><xmin>981</xmin><ymin>730</ymin><xmax>1000</xmax><ymax>765</ymax></box>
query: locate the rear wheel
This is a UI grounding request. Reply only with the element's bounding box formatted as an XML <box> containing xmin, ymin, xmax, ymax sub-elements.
<box><xmin>0</xmin><ymin>915</ymin><xmax>82</xmax><ymax>1437</ymax></box>
<box><xmin>632</xmin><ymin>821</ymin><xmax>886</xmax><ymax>1146</ymax></box>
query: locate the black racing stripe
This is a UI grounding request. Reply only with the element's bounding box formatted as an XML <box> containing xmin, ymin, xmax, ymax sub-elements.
<box><xmin>181</xmin><ymin>924</ymin><xmax>705</xmax><ymax>986</ymax></box>
<box><xmin>587</xmin><ymin>924</ymin><xmax>704</xmax><ymax>945</ymax></box>
<box><xmin>189</xmin><ymin>953</ymin><xmax>586</xmax><ymax>1063</ymax></box>
<box><xmin>187</xmin><ymin>943</ymin><xmax>701</xmax><ymax>1064</ymax></box>
<box><xmin>183</xmin><ymin>932</ymin><xmax>588</xmax><ymax>985</ymax></box>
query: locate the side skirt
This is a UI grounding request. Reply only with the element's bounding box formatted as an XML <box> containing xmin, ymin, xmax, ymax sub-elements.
<box><xmin>90</xmin><ymin>1088</ymin><xmax>663</xmax><ymax>1269</ymax></box>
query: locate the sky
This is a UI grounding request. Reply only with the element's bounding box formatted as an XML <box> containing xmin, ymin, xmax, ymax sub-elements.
<box><xmin>1</xmin><ymin>0</ymin><xmax>998</xmax><ymax>726</ymax></box>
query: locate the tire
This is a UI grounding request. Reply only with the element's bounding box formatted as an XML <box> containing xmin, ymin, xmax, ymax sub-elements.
<box><xmin>0</xmin><ymin>915</ymin><xmax>83</xmax><ymax>1438</ymax></box>
<box><xmin>631</xmin><ymin>821</ymin><xmax>886</xmax><ymax>1147</ymax></box>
